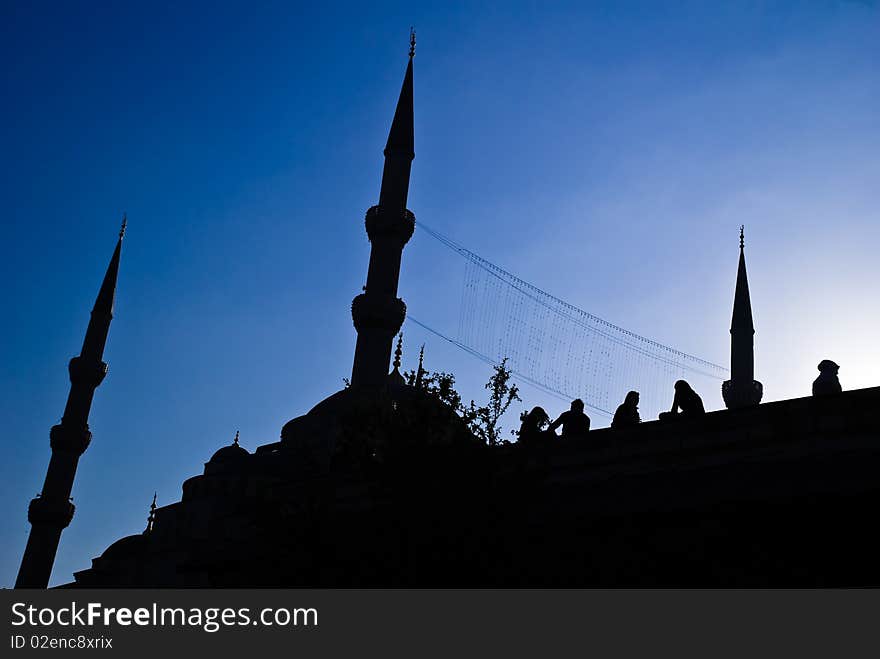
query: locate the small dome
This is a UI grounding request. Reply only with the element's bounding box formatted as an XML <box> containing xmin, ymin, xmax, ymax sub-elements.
<box><xmin>208</xmin><ymin>430</ymin><xmax>249</xmax><ymax>463</ymax></box>
<box><xmin>100</xmin><ymin>534</ymin><xmax>144</xmax><ymax>561</ymax></box>
<box><xmin>209</xmin><ymin>443</ymin><xmax>249</xmax><ymax>463</ymax></box>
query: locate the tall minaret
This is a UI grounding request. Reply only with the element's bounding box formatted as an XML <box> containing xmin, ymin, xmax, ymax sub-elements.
<box><xmin>350</xmin><ymin>32</ymin><xmax>417</xmax><ymax>387</ymax></box>
<box><xmin>16</xmin><ymin>219</ymin><xmax>125</xmax><ymax>588</ymax></box>
<box><xmin>722</xmin><ymin>226</ymin><xmax>763</xmax><ymax>409</ymax></box>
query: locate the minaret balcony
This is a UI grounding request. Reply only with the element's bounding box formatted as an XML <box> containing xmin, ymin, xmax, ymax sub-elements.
<box><xmin>351</xmin><ymin>293</ymin><xmax>406</xmax><ymax>333</ymax></box>
<box><xmin>365</xmin><ymin>205</ymin><xmax>415</xmax><ymax>245</ymax></box>
<box><xmin>49</xmin><ymin>423</ymin><xmax>92</xmax><ymax>455</ymax></box>
<box><xmin>67</xmin><ymin>356</ymin><xmax>108</xmax><ymax>387</ymax></box>
<box><xmin>28</xmin><ymin>496</ymin><xmax>76</xmax><ymax>528</ymax></box>
<box><xmin>722</xmin><ymin>379</ymin><xmax>763</xmax><ymax>409</ymax></box>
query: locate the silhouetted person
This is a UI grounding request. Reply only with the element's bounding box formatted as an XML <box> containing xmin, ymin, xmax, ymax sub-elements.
<box><xmin>812</xmin><ymin>360</ymin><xmax>842</xmax><ymax>396</ymax></box>
<box><xmin>611</xmin><ymin>391</ymin><xmax>641</xmax><ymax>429</ymax></box>
<box><xmin>548</xmin><ymin>399</ymin><xmax>591</xmax><ymax>439</ymax></box>
<box><xmin>659</xmin><ymin>380</ymin><xmax>705</xmax><ymax>420</ymax></box>
<box><xmin>518</xmin><ymin>406</ymin><xmax>555</xmax><ymax>445</ymax></box>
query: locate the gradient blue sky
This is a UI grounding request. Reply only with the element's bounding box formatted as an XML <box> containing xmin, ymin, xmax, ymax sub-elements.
<box><xmin>2</xmin><ymin>1</ymin><xmax>878</xmax><ymax>586</ymax></box>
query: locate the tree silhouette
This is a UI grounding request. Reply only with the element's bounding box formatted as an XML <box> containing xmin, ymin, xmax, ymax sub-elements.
<box><xmin>464</xmin><ymin>358</ymin><xmax>521</xmax><ymax>446</ymax></box>
<box><xmin>406</xmin><ymin>358</ymin><xmax>521</xmax><ymax>446</ymax></box>
<box><xmin>405</xmin><ymin>369</ymin><xmax>463</xmax><ymax>410</ymax></box>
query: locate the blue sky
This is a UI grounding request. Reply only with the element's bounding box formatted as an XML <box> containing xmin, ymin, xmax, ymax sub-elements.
<box><xmin>1</xmin><ymin>1</ymin><xmax>878</xmax><ymax>585</ymax></box>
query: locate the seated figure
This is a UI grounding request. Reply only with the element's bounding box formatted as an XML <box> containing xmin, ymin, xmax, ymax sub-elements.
<box><xmin>611</xmin><ymin>391</ymin><xmax>641</xmax><ymax>429</ymax></box>
<box><xmin>548</xmin><ymin>399</ymin><xmax>591</xmax><ymax>439</ymax></box>
<box><xmin>518</xmin><ymin>406</ymin><xmax>555</xmax><ymax>445</ymax></box>
<box><xmin>659</xmin><ymin>380</ymin><xmax>705</xmax><ymax>420</ymax></box>
<box><xmin>812</xmin><ymin>360</ymin><xmax>842</xmax><ymax>396</ymax></box>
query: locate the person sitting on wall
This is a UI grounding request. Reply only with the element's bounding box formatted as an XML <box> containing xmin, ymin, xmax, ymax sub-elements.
<box><xmin>812</xmin><ymin>360</ymin><xmax>842</xmax><ymax>396</ymax></box>
<box><xmin>548</xmin><ymin>399</ymin><xmax>591</xmax><ymax>439</ymax></box>
<box><xmin>659</xmin><ymin>380</ymin><xmax>705</xmax><ymax>420</ymax></box>
<box><xmin>518</xmin><ymin>406</ymin><xmax>554</xmax><ymax>445</ymax></box>
<box><xmin>611</xmin><ymin>391</ymin><xmax>641</xmax><ymax>429</ymax></box>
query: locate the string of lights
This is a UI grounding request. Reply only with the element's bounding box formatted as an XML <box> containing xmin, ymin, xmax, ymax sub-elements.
<box><xmin>413</xmin><ymin>220</ymin><xmax>728</xmax><ymax>420</ymax></box>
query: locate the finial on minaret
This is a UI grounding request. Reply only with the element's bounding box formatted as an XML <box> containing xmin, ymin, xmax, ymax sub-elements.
<box><xmin>409</xmin><ymin>27</ymin><xmax>416</xmax><ymax>58</ymax></box>
<box><xmin>233</xmin><ymin>430</ymin><xmax>240</xmax><ymax>446</ymax></box>
<box><xmin>120</xmin><ymin>214</ymin><xmax>127</xmax><ymax>239</ymax></box>
<box><xmin>387</xmin><ymin>332</ymin><xmax>406</xmax><ymax>385</ymax></box>
<box><xmin>415</xmin><ymin>344</ymin><xmax>425</xmax><ymax>388</ymax></box>
<box><xmin>144</xmin><ymin>492</ymin><xmax>157</xmax><ymax>534</ymax></box>
<box><xmin>740</xmin><ymin>225</ymin><xmax>744</xmax><ymax>250</ymax></box>
<box><xmin>393</xmin><ymin>333</ymin><xmax>403</xmax><ymax>371</ymax></box>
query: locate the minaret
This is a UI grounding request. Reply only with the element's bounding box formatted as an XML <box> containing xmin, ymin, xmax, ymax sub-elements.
<box><xmin>16</xmin><ymin>219</ymin><xmax>125</xmax><ymax>588</ymax></box>
<box><xmin>350</xmin><ymin>31</ymin><xmax>417</xmax><ymax>387</ymax></box>
<box><xmin>722</xmin><ymin>226</ymin><xmax>763</xmax><ymax>409</ymax></box>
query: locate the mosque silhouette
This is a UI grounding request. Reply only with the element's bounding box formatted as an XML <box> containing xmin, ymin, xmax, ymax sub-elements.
<box><xmin>16</xmin><ymin>37</ymin><xmax>880</xmax><ymax>587</ymax></box>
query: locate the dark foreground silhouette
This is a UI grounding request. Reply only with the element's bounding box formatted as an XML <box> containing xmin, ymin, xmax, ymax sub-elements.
<box><xmin>65</xmin><ymin>383</ymin><xmax>880</xmax><ymax>588</ymax></box>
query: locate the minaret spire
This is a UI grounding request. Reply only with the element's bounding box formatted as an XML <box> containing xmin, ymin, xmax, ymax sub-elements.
<box><xmin>351</xmin><ymin>37</ymin><xmax>417</xmax><ymax>386</ymax></box>
<box><xmin>378</xmin><ymin>34</ymin><xmax>415</xmax><ymax>213</ymax></box>
<box><xmin>722</xmin><ymin>226</ymin><xmax>762</xmax><ymax>409</ymax></box>
<box><xmin>415</xmin><ymin>344</ymin><xmax>425</xmax><ymax>389</ymax></box>
<box><xmin>144</xmin><ymin>492</ymin><xmax>157</xmax><ymax>534</ymax></box>
<box><xmin>16</xmin><ymin>220</ymin><xmax>125</xmax><ymax>588</ymax></box>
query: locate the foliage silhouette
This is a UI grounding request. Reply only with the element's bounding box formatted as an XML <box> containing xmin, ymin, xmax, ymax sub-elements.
<box><xmin>404</xmin><ymin>369</ymin><xmax>463</xmax><ymax>410</ymax></box>
<box><xmin>406</xmin><ymin>357</ymin><xmax>521</xmax><ymax>446</ymax></box>
<box><xmin>465</xmin><ymin>358</ymin><xmax>521</xmax><ymax>446</ymax></box>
